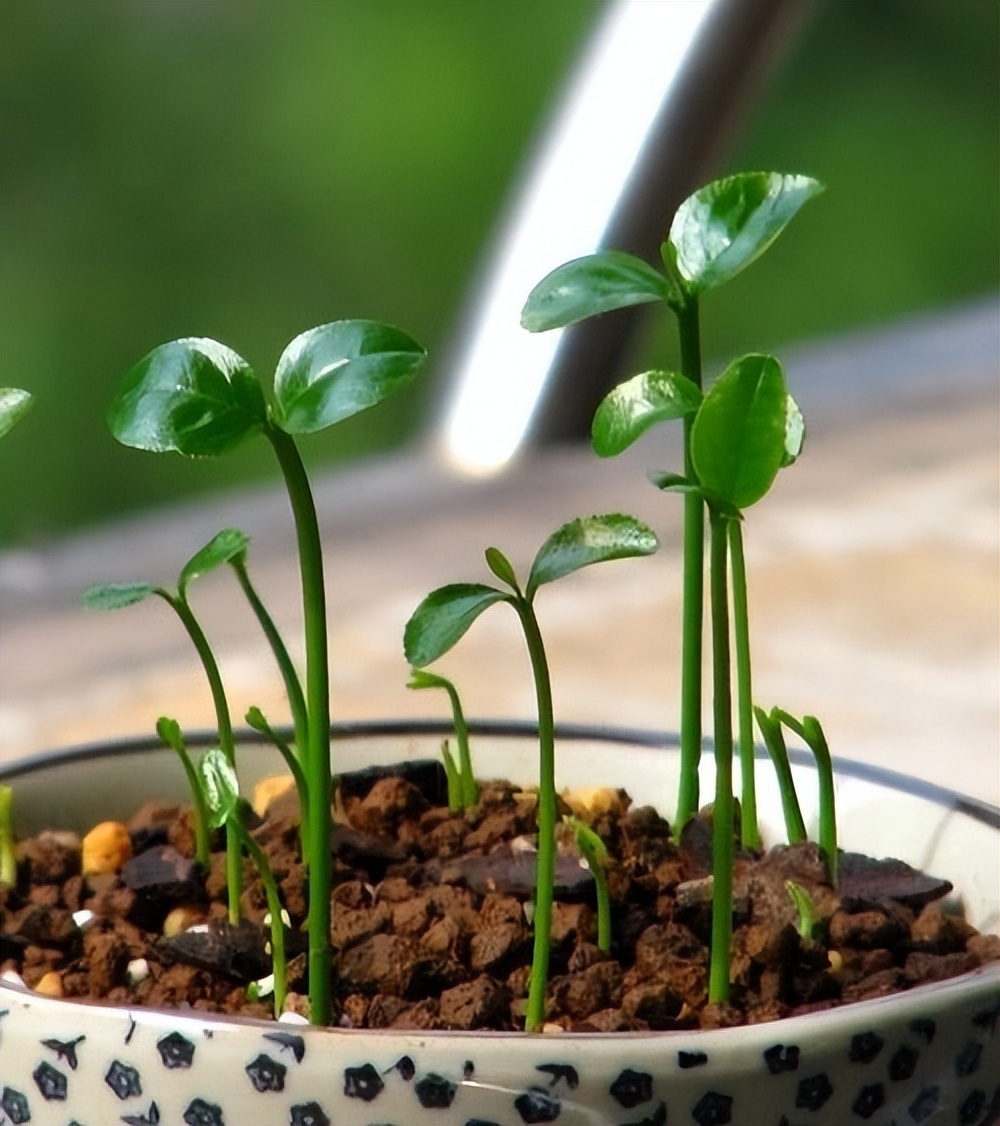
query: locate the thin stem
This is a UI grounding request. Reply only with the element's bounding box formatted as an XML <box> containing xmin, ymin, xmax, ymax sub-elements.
<box><xmin>164</xmin><ymin>592</ymin><xmax>241</xmax><ymax>923</ymax></box>
<box><xmin>755</xmin><ymin>706</ymin><xmax>807</xmax><ymax>844</ymax></box>
<box><xmin>674</xmin><ymin>297</ymin><xmax>705</xmax><ymax>830</ymax></box>
<box><xmin>514</xmin><ymin>596</ymin><xmax>557</xmax><ymax>1033</ymax></box>
<box><xmin>442</xmin><ymin>681</ymin><xmax>478</xmax><ymax>807</ymax></box>
<box><xmin>778</xmin><ymin>711</ymin><xmax>838</xmax><ymax>886</ymax></box>
<box><xmin>247</xmin><ymin>708</ymin><xmax>311</xmax><ymax>866</ymax></box>
<box><xmin>266</xmin><ymin>425</ymin><xmax>332</xmax><ymax>1027</ymax></box>
<box><xmin>708</xmin><ymin>508</ymin><xmax>734</xmax><ymax>1005</ymax></box>
<box><xmin>236</xmin><ymin>824</ymin><xmax>288</xmax><ymax>1018</ymax></box>
<box><xmin>168</xmin><ymin>740</ymin><xmax>212</xmax><ymax>870</ymax></box>
<box><xmin>0</xmin><ymin>785</ymin><xmax>16</xmax><ymax>889</ymax></box>
<box><xmin>728</xmin><ymin>520</ymin><xmax>760</xmax><ymax>850</ymax></box>
<box><xmin>232</xmin><ymin>558</ymin><xmax>309</xmax><ymax>764</ymax></box>
<box><xmin>440</xmin><ymin>740</ymin><xmax>461</xmax><ymax>813</ymax></box>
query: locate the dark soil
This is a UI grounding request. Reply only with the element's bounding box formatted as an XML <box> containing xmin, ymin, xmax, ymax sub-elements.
<box><xmin>2</xmin><ymin>761</ymin><xmax>997</xmax><ymax>1032</ymax></box>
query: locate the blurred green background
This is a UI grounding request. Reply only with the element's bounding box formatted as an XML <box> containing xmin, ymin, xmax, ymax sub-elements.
<box><xmin>1</xmin><ymin>0</ymin><xmax>996</xmax><ymax>547</ymax></box>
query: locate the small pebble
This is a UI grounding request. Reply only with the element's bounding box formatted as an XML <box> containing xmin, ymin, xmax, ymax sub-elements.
<box><xmin>34</xmin><ymin>971</ymin><xmax>63</xmax><ymax>998</ymax></box>
<box><xmin>81</xmin><ymin>820</ymin><xmax>132</xmax><ymax>876</ymax></box>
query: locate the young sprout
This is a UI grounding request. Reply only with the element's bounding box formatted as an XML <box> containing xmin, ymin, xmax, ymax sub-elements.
<box><xmin>407</xmin><ymin>669</ymin><xmax>478</xmax><ymax>809</ymax></box>
<box><xmin>522</xmin><ymin>172</ymin><xmax>823</xmax><ymax>832</ymax></box>
<box><xmin>565</xmin><ymin>816</ymin><xmax>611</xmax><ymax>953</ymax></box>
<box><xmin>84</xmin><ymin>528</ymin><xmax>249</xmax><ymax>922</ymax></box>
<box><xmin>774</xmin><ymin>710</ymin><xmax>838</xmax><ymax>886</ymax></box>
<box><xmin>754</xmin><ymin>705</ymin><xmax>807</xmax><ymax>846</ymax></box>
<box><xmin>0</xmin><ymin>785</ymin><xmax>16</xmax><ymax>890</ymax></box>
<box><xmin>405</xmin><ymin>512</ymin><xmax>657</xmax><ymax>1031</ymax></box>
<box><xmin>785</xmin><ymin>879</ymin><xmax>819</xmax><ymax>941</ymax></box>
<box><xmin>0</xmin><ymin>388</ymin><xmax>34</xmax><ymax>439</ymax></box>
<box><xmin>438</xmin><ymin>740</ymin><xmax>461</xmax><ymax>814</ymax></box>
<box><xmin>245</xmin><ymin>705</ymin><xmax>310</xmax><ymax>865</ymax></box>
<box><xmin>199</xmin><ymin>748</ymin><xmax>289</xmax><ymax>1020</ymax></box>
<box><xmin>156</xmin><ymin>717</ymin><xmax>212</xmax><ymax>871</ymax></box>
<box><xmin>107</xmin><ymin>323</ymin><xmax>425</xmax><ymax>1025</ymax></box>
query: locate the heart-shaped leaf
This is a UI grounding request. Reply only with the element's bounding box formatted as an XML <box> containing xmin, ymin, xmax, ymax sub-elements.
<box><xmin>484</xmin><ymin>546</ymin><xmax>520</xmax><ymax>592</ymax></box>
<box><xmin>178</xmin><ymin>527</ymin><xmax>250</xmax><ymax>597</ymax></box>
<box><xmin>591</xmin><ymin>370</ymin><xmax>702</xmax><ymax>457</ymax></box>
<box><xmin>198</xmin><ymin>747</ymin><xmax>241</xmax><ymax>826</ymax></box>
<box><xmin>526</xmin><ymin>513</ymin><xmax>658</xmax><ymax>598</ymax></box>
<box><xmin>108</xmin><ymin>338</ymin><xmax>267</xmax><ymax>457</ymax></box>
<box><xmin>404</xmin><ymin>583</ymin><xmax>509</xmax><ymax>668</ymax></box>
<box><xmin>272</xmin><ymin>320</ymin><xmax>426</xmax><ymax>435</ymax></box>
<box><xmin>520</xmin><ymin>251</ymin><xmax>669</xmax><ymax>333</ymax></box>
<box><xmin>691</xmin><ymin>354</ymin><xmax>790</xmax><ymax>510</ymax></box>
<box><xmin>0</xmin><ymin>388</ymin><xmax>34</xmax><ymax>438</ymax></box>
<box><xmin>669</xmin><ymin>172</ymin><xmax>824</xmax><ymax>294</ymax></box>
<box><xmin>82</xmin><ymin>581</ymin><xmax>160</xmax><ymax>611</ymax></box>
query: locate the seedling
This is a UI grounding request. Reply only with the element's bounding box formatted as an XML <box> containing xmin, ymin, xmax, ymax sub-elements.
<box><xmin>0</xmin><ymin>785</ymin><xmax>16</xmax><ymax>890</ymax></box>
<box><xmin>407</xmin><ymin>669</ymin><xmax>478</xmax><ymax>809</ymax></box>
<box><xmin>754</xmin><ymin>706</ymin><xmax>807</xmax><ymax>846</ymax></box>
<box><xmin>198</xmin><ymin>749</ymin><xmax>288</xmax><ymax>1019</ymax></box>
<box><xmin>83</xmin><ymin>529</ymin><xmax>249</xmax><ymax>921</ymax></box>
<box><xmin>773</xmin><ymin>710</ymin><xmax>838</xmax><ymax>885</ymax></box>
<box><xmin>785</xmin><ymin>880</ymin><xmax>819</xmax><ymax>941</ymax></box>
<box><xmin>0</xmin><ymin>388</ymin><xmax>34</xmax><ymax>438</ymax></box>
<box><xmin>566</xmin><ymin>816</ymin><xmax>611</xmax><ymax>953</ymax></box>
<box><xmin>108</xmin><ymin>321</ymin><xmax>426</xmax><ymax>1025</ymax></box>
<box><xmin>522</xmin><ymin>172</ymin><xmax>823</xmax><ymax>833</ymax></box>
<box><xmin>155</xmin><ymin>717</ymin><xmax>212</xmax><ymax>871</ymax></box>
<box><xmin>405</xmin><ymin>512</ymin><xmax>658</xmax><ymax>1031</ymax></box>
<box><xmin>245</xmin><ymin>706</ymin><xmax>310</xmax><ymax>864</ymax></box>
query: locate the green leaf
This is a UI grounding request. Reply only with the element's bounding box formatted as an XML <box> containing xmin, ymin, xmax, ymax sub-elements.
<box><xmin>82</xmin><ymin>581</ymin><xmax>160</xmax><ymax>611</ymax></box>
<box><xmin>520</xmin><ymin>250</ymin><xmax>668</xmax><ymax>332</ymax></box>
<box><xmin>484</xmin><ymin>547</ymin><xmax>520</xmax><ymax>592</ymax></box>
<box><xmin>647</xmin><ymin>470</ymin><xmax>700</xmax><ymax>494</ymax></box>
<box><xmin>406</xmin><ymin>668</ymin><xmax>453</xmax><ymax>693</ymax></box>
<box><xmin>669</xmin><ymin>172</ymin><xmax>824</xmax><ymax>294</ymax></box>
<box><xmin>178</xmin><ymin>527</ymin><xmax>250</xmax><ymax>597</ymax></box>
<box><xmin>526</xmin><ymin>513</ymin><xmax>658</xmax><ymax>598</ymax></box>
<box><xmin>691</xmin><ymin>354</ymin><xmax>790</xmax><ymax>510</ymax></box>
<box><xmin>782</xmin><ymin>393</ymin><xmax>806</xmax><ymax>467</ymax></box>
<box><xmin>591</xmin><ymin>370</ymin><xmax>701</xmax><ymax>457</ymax></box>
<box><xmin>272</xmin><ymin>320</ymin><xmax>425</xmax><ymax>434</ymax></box>
<box><xmin>404</xmin><ymin>583</ymin><xmax>509</xmax><ymax>668</ymax></box>
<box><xmin>0</xmin><ymin>388</ymin><xmax>34</xmax><ymax>438</ymax></box>
<box><xmin>156</xmin><ymin>715</ymin><xmax>184</xmax><ymax>752</ymax></box>
<box><xmin>198</xmin><ymin>747</ymin><xmax>241</xmax><ymax>826</ymax></box>
<box><xmin>108</xmin><ymin>338</ymin><xmax>267</xmax><ymax>457</ymax></box>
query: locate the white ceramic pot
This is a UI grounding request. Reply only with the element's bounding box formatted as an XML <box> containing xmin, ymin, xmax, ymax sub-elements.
<box><xmin>1</xmin><ymin>723</ymin><xmax>997</xmax><ymax>1126</ymax></box>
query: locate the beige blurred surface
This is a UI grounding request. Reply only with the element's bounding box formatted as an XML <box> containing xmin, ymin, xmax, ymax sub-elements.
<box><xmin>1</xmin><ymin>305</ymin><xmax>997</xmax><ymax>804</ymax></box>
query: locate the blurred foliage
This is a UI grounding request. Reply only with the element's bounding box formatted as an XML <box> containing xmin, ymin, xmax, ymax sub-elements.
<box><xmin>1</xmin><ymin>0</ymin><xmax>996</xmax><ymax>546</ymax></box>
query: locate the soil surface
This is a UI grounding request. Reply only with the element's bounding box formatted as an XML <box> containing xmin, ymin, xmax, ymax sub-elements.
<box><xmin>2</xmin><ymin>760</ymin><xmax>997</xmax><ymax>1031</ymax></box>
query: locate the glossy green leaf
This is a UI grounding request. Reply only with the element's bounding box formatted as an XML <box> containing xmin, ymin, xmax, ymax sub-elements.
<box><xmin>484</xmin><ymin>546</ymin><xmax>520</xmax><ymax>592</ymax></box>
<box><xmin>526</xmin><ymin>513</ymin><xmax>658</xmax><ymax>598</ymax></box>
<box><xmin>108</xmin><ymin>338</ymin><xmax>267</xmax><ymax>457</ymax></box>
<box><xmin>198</xmin><ymin>747</ymin><xmax>241</xmax><ymax>826</ymax></box>
<box><xmin>272</xmin><ymin>320</ymin><xmax>425</xmax><ymax>435</ymax></box>
<box><xmin>407</xmin><ymin>668</ymin><xmax>453</xmax><ymax>693</ymax></box>
<box><xmin>782</xmin><ymin>393</ymin><xmax>806</xmax><ymax>467</ymax></box>
<box><xmin>647</xmin><ymin>470</ymin><xmax>700</xmax><ymax>494</ymax></box>
<box><xmin>520</xmin><ymin>251</ymin><xmax>668</xmax><ymax>333</ymax></box>
<box><xmin>691</xmin><ymin>354</ymin><xmax>789</xmax><ymax>510</ymax></box>
<box><xmin>0</xmin><ymin>388</ymin><xmax>34</xmax><ymax>438</ymax></box>
<box><xmin>669</xmin><ymin>172</ymin><xmax>824</xmax><ymax>294</ymax></box>
<box><xmin>178</xmin><ymin>528</ymin><xmax>250</xmax><ymax>598</ymax></box>
<box><xmin>404</xmin><ymin>583</ymin><xmax>509</xmax><ymax>668</ymax></box>
<box><xmin>82</xmin><ymin>581</ymin><xmax>159</xmax><ymax>611</ymax></box>
<box><xmin>592</xmin><ymin>370</ymin><xmax>702</xmax><ymax>457</ymax></box>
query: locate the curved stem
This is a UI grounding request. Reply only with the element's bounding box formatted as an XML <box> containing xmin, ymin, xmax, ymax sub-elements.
<box><xmin>728</xmin><ymin>520</ymin><xmax>760</xmax><ymax>850</ymax></box>
<box><xmin>514</xmin><ymin>596</ymin><xmax>557</xmax><ymax>1033</ymax></box>
<box><xmin>265</xmin><ymin>425</ymin><xmax>332</xmax><ymax>1026</ymax></box>
<box><xmin>236</xmin><ymin>824</ymin><xmax>288</xmax><ymax>1018</ymax></box>
<box><xmin>164</xmin><ymin>591</ymin><xmax>241</xmax><ymax>922</ymax></box>
<box><xmin>708</xmin><ymin>508</ymin><xmax>734</xmax><ymax>1005</ymax></box>
<box><xmin>674</xmin><ymin>297</ymin><xmax>705</xmax><ymax>830</ymax></box>
<box><xmin>443</xmin><ymin>681</ymin><xmax>477</xmax><ymax>807</ymax></box>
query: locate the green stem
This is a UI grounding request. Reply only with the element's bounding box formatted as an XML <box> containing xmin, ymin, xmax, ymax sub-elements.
<box><xmin>0</xmin><ymin>785</ymin><xmax>16</xmax><ymax>889</ymax></box>
<box><xmin>728</xmin><ymin>520</ymin><xmax>760</xmax><ymax>850</ymax></box>
<box><xmin>440</xmin><ymin>740</ymin><xmax>461</xmax><ymax>814</ymax></box>
<box><xmin>164</xmin><ymin>591</ymin><xmax>242</xmax><ymax>923</ymax></box>
<box><xmin>169</xmin><ymin>742</ymin><xmax>212</xmax><ymax>870</ymax></box>
<box><xmin>442</xmin><ymin>681</ymin><xmax>478</xmax><ymax>807</ymax></box>
<box><xmin>514</xmin><ymin>595</ymin><xmax>557</xmax><ymax>1033</ymax></box>
<box><xmin>248</xmin><ymin>708</ymin><xmax>311</xmax><ymax>866</ymax></box>
<box><xmin>708</xmin><ymin>508</ymin><xmax>734</xmax><ymax>1005</ymax></box>
<box><xmin>674</xmin><ymin>296</ymin><xmax>705</xmax><ymax>831</ymax></box>
<box><xmin>266</xmin><ymin>425</ymin><xmax>332</xmax><ymax>1027</ymax></box>
<box><xmin>235</xmin><ymin>823</ymin><xmax>288</xmax><ymax>1018</ymax></box>
<box><xmin>778</xmin><ymin>712</ymin><xmax>838</xmax><ymax>886</ymax></box>
<box><xmin>755</xmin><ymin>706</ymin><xmax>807</xmax><ymax>844</ymax></box>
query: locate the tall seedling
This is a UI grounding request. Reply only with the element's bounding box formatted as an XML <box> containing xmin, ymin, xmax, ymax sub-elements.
<box><xmin>106</xmin><ymin>322</ymin><xmax>426</xmax><ymax>1025</ymax></box>
<box><xmin>522</xmin><ymin>173</ymin><xmax>823</xmax><ymax>833</ymax></box>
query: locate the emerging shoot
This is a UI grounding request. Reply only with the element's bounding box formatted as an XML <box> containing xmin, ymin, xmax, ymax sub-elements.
<box><xmin>407</xmin><ymin>668</ymin><xmax>478</xmax><ymax>809</ymax></box>
<box><xmin>566</xmin><ymin>816</ymin><xmax>611</xmax><ymax>953</ymax></box>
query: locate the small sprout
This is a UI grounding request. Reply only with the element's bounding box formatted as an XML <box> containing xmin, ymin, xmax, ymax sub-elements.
<box><xmin>34</xmin><ymin>971</ymin><xmax>63</xmax><ymax>998</ymax></box>
<box><xmin>785</xmin><ymin>880</ymin><xmax>819</xmax><ymax>941</ymax></box>
<box><xmin>248</xmin><ymin>973</ymin><xmax>275</xmax><ymax>1001</ymax></box>
<box><xmin>566</xmin><ymin>817</ymin><xmax>611</xmax><ymax>953</ymax></box>
<box><xmin>0</xmin><ymin>785</ymin><xmax>16</xmax><ymax>889</ymax></box>
<box><xmin>156</xmin><ymin>716</ymin><xmax>212</xmax><ymax>870</ymax></box>
<box><xmin>162</xmin><ymin>904</ymin><xmax>206</xmax><ymax>938</ymax></box>
<box><xmin>754</xmin><ymin>705</ymin><xmax>807</xmax><ymax>845</ymax></box>
<box><xmin>439</xmin><ymin>740</ymin><xmax>462</xmax><ymax>813</ymax></box>
<box><xmin>774</xmin><ymin>710</ymin><xmax>838</xmax><ymax>886</ymax></box>
<box><xmin>407</xmin><ymin>668</ymin><xmax>479</xmax><ymax>809</ymax></box>
<box><xmin>81</xmin><ymin>821</ymin><xmax>133</xmax><ymax>876</ymax></box>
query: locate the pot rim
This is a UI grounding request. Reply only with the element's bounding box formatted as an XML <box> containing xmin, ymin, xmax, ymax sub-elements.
<box><xmin>2</xmin><ymin>717</ymin><xmax>997</xmax><ymax>829</ymax></box>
